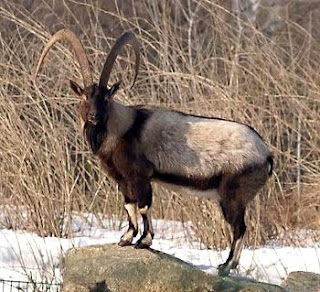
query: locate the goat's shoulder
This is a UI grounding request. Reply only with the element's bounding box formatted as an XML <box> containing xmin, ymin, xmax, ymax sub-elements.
<box><xmin>98</xmin><ymin>106</ymin><xmax>154</xmax><ymax>179</ymax></box>
<box><xmin>98</xmin><ymin>136</ymin><xmax>153</xmax><ymax>182</ymax></box>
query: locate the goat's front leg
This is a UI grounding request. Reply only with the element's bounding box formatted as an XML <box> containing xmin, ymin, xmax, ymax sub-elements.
<box><xmin>135</xmin><ymin>202</ymin><xmax>154</xmax><ymax>249</ymax></box>
<box><xmin>126</xmin><ymin>178</ymin><xmax>154</xmax><ymax>249</ymax></box>
<box><xmin>119</xmin><ymin>196</ymin><xmax>139</xmax><ymax>246</ymax></box>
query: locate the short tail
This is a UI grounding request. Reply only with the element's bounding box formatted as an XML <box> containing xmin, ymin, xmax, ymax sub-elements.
<box><xmin>267</xmin><ymin>156</ymin><xmax>273</xmax><ymax>176</ymax></box>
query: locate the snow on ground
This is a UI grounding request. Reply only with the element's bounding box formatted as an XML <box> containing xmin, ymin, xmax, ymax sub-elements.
<box><xmin>0</xmin><ymin>214</ymin><xmax>319</xmax><ymax>290</ymax></box>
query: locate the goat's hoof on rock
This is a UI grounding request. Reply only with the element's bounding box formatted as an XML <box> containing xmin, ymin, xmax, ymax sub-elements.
<box><xmin>217</xmin><ymin>266</ymin><xmax>229</xmax><ymax>277</ymax></box>
<box><xmin>217</xmin><ymin>260</ymin><xmax>238</xmax><ymax>276</ymax></box>
<box><xmin>134</xmin><ymin>232</ymin><xmax>153</xmax><ymax>249</ymax></box>
<box><xmin>118</xmin><ymin>240</ymin><xmax>132</xmax><ymax>247</ymax></box>
<box><xmin>134</xmin><ymin>241</ymin><xmax>150</xmax><ymax>249</ymax></box>
<box><xmin>134</xmin><ymin>236</ymin><xmax>152</xmax><ymax>249</ymax></box>
<box><xmin>217</xmin><ymin>263</ymin><xmax>231</xmax><ymax>277</ymax></box>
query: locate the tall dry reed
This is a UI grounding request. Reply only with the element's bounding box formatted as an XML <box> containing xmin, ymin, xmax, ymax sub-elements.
<box><xmin>0</xmin><ymin>0</ymin><xmax>319</xmax><ymax>247</ymax></box>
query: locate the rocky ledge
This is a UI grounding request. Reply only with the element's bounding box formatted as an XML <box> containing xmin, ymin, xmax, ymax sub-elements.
<box><xmin>62</xmin><ymin>243</ymin><xmax>287</xmax><ymax>292</ymax></box>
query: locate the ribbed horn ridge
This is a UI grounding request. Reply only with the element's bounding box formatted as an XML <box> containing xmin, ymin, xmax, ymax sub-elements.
<box><xmin>35</xmin><ymin>29</ymin><xmax>93</xmax><ymax>88</ymax></box>
<box><xmin>99</xmin><ymin>31</ymin><xmax>140</xmax><ymax>89</ymax></box>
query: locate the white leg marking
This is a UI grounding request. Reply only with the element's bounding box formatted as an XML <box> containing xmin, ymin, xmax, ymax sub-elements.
<box><xmin>120</xmin><ymin>228</ymin><xmax>135</xmax><ymax>242</ymax></box>
<box><xmin>119</xmin><ymin>203</ymin><xmax>138</xmax><ymax>245</ymax></box>
<box><xmin>147</xmin><ymin>208</ymin><xmax>154</xmax><ymax>235</ymax></box>
<box><xmin>218</xmin><ymin>236</ymin><xmax>244</xmax><ymax>276</ymax></box>
<box><xmin>233</xmin><ymin>235</ymin><xmax>245</xmax><ymax>264</ymax></box>
<box><xmin>139</xmin><ymin>206</ymin><xmax>154</xmax><ymax>234</ymax></box>
<box><xmin>124</xmin><ymin>203</ymin><xmax>138</xmax><ymax>229</ymax></box>
<box><xmin>139</xmin><ymin>231</ymin><xmax>153</xmax><ymax>247</ymax></box>
<box><xmin>139</xmin><ymin>205</ymin><xmax>148</xmax><ymax>215</ymax></box>
<box><xmin>135</xmin><ymin>206</ymin><xmax>154</xmax><ymax>248</ymax></box>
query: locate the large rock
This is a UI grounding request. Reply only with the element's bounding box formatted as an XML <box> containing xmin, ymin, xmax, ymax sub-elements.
<box><xmin>62</xmin><ymin>244</ymin><xmax>286</xmax><ymax>292</ymax></box>
<box><xmin>282</xmin><ymin>271</ymin><xmax>320</xmax><ymax>292</ymax></box>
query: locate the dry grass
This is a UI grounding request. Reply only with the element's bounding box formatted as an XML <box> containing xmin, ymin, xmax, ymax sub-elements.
<box><xmin>0</xmin><ymin>0</ymin><xmax>319</xmax><ymax>248</ymax></box>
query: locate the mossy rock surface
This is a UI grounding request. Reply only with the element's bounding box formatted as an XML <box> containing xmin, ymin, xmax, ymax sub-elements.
<box><xmin>62</xmin><ymin>243</ymin><xmax>286</xmax><ymax>292</ymax></box>
<box><xmin>281</xmin><ymin>271</ymin><xmax>320</xmax><ymax>292</ymax></box>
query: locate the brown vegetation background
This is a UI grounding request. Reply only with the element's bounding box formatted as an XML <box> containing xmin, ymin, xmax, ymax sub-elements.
<box><xmin>0</xmin><ymin>0</ymin><xmax>319</xmax><ymax>249</ymax></box>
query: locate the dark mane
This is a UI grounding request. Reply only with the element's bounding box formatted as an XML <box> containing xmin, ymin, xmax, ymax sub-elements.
<box><xmin>84</xmin><ymin>122</ymin><xmax>107</xmax><ymax>154</ymax></box>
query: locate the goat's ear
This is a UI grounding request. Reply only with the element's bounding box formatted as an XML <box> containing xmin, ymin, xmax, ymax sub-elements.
<box><xmin>108</xmin><ymin>80</ymin><xmax>122</xmax><ymax>98</ymax></box>
<box><xmin>70</xmin><ymin>80</ymin><xmax>84</xmax><ymax>96</ymax></box>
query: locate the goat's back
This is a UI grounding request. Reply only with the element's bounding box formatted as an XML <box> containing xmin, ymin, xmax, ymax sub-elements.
<box><xmin>139</xmin><ymin>108</ymin><xmax>271</xmax><ymax>178</ymax></box>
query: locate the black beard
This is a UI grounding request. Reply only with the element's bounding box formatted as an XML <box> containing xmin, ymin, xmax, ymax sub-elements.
<box><xmin>84</xmin><ymin>121</ymin><xmax>107</xmax><ymax>154</ymax></box>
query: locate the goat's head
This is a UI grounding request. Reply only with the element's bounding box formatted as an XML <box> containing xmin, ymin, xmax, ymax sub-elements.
<box><xmin>35</xmin><ymin>29</ymin><xmax>140</xmax><ymax>127</ymax></box>
<box><xmin>69</xmin><ymin>82</ymin><xmax>121</xmax><ymax>126</ymax></box>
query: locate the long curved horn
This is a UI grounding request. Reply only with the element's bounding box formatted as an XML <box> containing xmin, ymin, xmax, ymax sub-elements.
<box><xmin>99</xmin><ymin>31</ymin><xmax>140</xmax><ymax>89</ymax></box>
<box><xmin>35</xmin><ymin>29</ymin><xmax>93</xmax><ymax>88</ymax></box>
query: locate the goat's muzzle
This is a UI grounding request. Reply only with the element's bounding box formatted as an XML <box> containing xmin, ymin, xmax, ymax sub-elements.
<box><xmin>88</xmin><ymin>113</ymin><xmax>100</xmax><ymax>125</ymax></box>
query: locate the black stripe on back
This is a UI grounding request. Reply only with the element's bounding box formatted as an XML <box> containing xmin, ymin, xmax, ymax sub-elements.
<box><xmin>153</xmin><ymin>171</ymin><xmax>222</xmax><ymax>191</ymax></box>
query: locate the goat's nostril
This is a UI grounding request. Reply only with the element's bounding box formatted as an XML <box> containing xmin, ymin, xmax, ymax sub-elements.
<box><xmin>88</xmin><ymin>113</ymin><xmax>99</xmax><ymax>124</ymax></box>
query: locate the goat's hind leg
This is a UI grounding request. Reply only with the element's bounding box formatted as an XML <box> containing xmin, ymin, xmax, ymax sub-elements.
<box><xmin>218</xmin><ymin>202</ymin><xmax>246</xmax><ymax>276</ymax></box>
<box><xmin>119</xmin><ymin>201</ymin><xmax>138</xmax><ymax>246</ymax></box>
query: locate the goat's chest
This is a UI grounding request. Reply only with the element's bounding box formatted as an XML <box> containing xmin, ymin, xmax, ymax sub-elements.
<box><xmin>98</xmin><ymin>140</ymin><xmax>152</xmax><ymax>183</ymax></box>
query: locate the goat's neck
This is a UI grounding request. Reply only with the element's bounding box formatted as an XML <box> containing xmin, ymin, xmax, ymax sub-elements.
<box><xmin>107</xmin><ymin>100</ymin><xmax>135</xmax><ymax>139</ymax></box>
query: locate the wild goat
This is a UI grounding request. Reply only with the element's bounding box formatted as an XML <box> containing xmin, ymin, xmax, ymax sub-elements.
<box><xmin>35</xmin><ymin>29</ymin><xmax>273</xmax><ymax>276</ymax></box>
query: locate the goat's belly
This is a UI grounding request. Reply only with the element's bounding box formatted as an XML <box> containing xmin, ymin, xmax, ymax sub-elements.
<box><xmin>152</xmin><ymin>179</ymin><xmax>221</xmax><ymax>201</ymax></box>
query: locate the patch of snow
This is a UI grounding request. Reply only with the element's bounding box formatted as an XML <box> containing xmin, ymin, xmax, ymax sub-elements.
<box><xmin>0</xmin><ymin>214</ymin><xmax>319</xmax><ymax>289</ymax></box>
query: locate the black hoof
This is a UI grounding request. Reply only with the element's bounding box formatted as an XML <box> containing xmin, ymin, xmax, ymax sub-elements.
<box><xmin>218</xmin><ymin>260</ymin><xmax>238</xmax><ymax>276</ymax></box>
<box><xmin>134</xmin><ymin>241</ymin><xmax>150</xmax><ymax>249</ymax></box>
<box><xmin>217</xmin><ymin>265</ymin><xmax>229</xmax><ymax>277</ymax></box>
<box><xmin>118</xmin><ymin>240</ymin><xmax>132</xmax><ymax>247</ymax></box>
